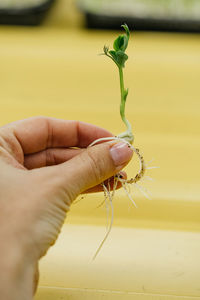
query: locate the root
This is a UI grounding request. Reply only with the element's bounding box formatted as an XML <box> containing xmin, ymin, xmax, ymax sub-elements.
<box><xmin>89</xmin><ymin>136</ymin><xmax>148</xmax><ymax>259</ymax></box>
<box><xmin>121</xmin><ymin>181</ymin><xmax>137</xmax><ymax>208</ymax></box>
<box><xmin>73</xmin><ymin>195</ymin><xmax>86</xmax><ymax>205</ymax></box>
<box><xmin>93</xmin><ymin>182</ymin><xmax>114</xmax><ymax>260</ymax></box>
<box><xmin>93</xmin><ymin>175</ymin><xmax>119</xmax><ymax>260</ymax></box>
<box><xmin>135</xmin><ymin>183</ymin><xmax>151</xmax><ymax>200</ymax></box>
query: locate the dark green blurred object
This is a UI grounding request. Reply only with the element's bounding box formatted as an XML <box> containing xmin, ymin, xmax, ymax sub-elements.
<box><xmin>77</xmin><ymin>0</ymin><xmax>200</xmax><ymax>32</ymax></box>
<box><xmin>0</xmin><ymin>0</ymin><xmax>55</xmax><ymax>26</ymax></box>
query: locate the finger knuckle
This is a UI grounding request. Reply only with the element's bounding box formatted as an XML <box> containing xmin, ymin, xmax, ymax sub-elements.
<box><xmin>45</xmin><ymin>149</ymin><xmax>56</xmax><ymax>166</ymax></box>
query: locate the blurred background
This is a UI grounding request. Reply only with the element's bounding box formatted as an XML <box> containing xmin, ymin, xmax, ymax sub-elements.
<box><xmin>0</xmin><ymin>1</ymin><xmax>200</xmax><ymax>299</ymax></box>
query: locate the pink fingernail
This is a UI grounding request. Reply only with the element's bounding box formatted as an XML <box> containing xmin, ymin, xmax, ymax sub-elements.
<box><xmin>110</xmin><ymin>142</ymin><xmax>133</xmax><ymax>167</ymax></box>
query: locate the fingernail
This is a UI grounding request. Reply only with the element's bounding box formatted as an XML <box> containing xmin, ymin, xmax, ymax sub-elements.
<box><xmin>110</xmin><ymin>142</ymin><xmax>133</xmax><ymax>167</ymax></box>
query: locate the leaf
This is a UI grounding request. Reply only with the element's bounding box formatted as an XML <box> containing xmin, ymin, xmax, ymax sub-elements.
<box><xmin>113</xmin><ymin>35</ymin><xmax>125</xmax><ymax>52</ymax></box>
<box><xmin>121</xmin><ymin>35</ymin><xmax>129</xmax><ymax>52</ymax></box>
<box><xmin>121</xmin><ymin>24</ymin><xmax>130</xmax><ymax>39</ymax></box>
<box><xmin>103</xmin><ymin>45</ymin><xmax>109</xmax><ymax>55</ymax></box>
<box><xmin>120</xmin><ymin>24</ymin><xmax>130</xmax><ymax>52</ymax></box>
<box><xmin>115</xmin><ymin>51</ymin><xmax>128</xmax><ymax>68</ymax></box>
<box><xmin>113</xmin><ymin>34</ymin><xmax>129</xmax><ymax>52</ymax></box>
<box><xmin>109</xmin><ymin>50</ymin><xmax>117</xmax><ymax>60</ymax></box>
<box><xmin>113</xmin><ymin>24</ymin><xmax>130</xmax><ymax>53</ymax></box>
<box><xmin>103</xmin><ymin>24</ymin><xmax>130</xmax><ymax>67</ymax></box>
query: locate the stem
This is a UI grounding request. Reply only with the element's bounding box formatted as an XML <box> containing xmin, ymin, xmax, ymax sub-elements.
<box><xmin>118</xmin><ymin>67</ymin><xmax>134</xmax><ymax>143</ymax></box>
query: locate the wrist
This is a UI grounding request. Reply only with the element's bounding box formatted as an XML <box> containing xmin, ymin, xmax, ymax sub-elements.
<box><xmin>0</xmin><ymin>235</ymin><xmax>35</xmax><ymax>300</ymax></box>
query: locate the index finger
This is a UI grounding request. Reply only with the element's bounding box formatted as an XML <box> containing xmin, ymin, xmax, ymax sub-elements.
<box><xmin>6</xmin><ymin>117</ymin><xmax>113</xmax><ymax>154</ymax></box>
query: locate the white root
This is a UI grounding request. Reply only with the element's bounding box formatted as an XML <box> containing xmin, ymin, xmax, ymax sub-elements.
<box><xmin>146</xmin><ymin>166</ymin><xmax>159</xmax><ymax>170</ymax></box>
<box><xmin>89</xmin><ymin>136</ymin><xmax>149</xmax><ymax>259</ymax></box>
<box><xmin>93</xmin><ymin>183</ymin><xmax>114</xmax><ymax>260</ymax></box>
<box><xmin>93</xmin><ymin>175</ymin><xmax>119</xmax><ymax>259</ymax></box>
<box><xmin>135</xmin><ymin>183</ymin><xmax>151</xmax><ymax>200</ymax></box>
<box><xmin>142</xmin><ymin>175</ymin><xmax>154</xmax><ymax>182</ymax></box>
<box><xmin>122</xmin><ymin>182</ymin><xmax>138</xmax><ymax>207</ymax></box>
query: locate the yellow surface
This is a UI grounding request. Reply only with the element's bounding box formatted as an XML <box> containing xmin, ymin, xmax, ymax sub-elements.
<box><xmin>0</xmin><ymin>1</ymin><xmax>200</xmax><ymax>299</ymax></box>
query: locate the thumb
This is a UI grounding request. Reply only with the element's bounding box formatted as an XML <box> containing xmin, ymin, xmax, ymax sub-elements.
<box><xmin>48</xmin><ymin>141</ymin><xmax>133</xmax><ymax>200</ymax></box>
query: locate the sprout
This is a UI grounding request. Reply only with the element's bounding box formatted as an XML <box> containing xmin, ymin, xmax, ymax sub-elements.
<box><xmin>103</xmin><ymin>24</ymin><xmax>134</xmax><ymax>144</ymax></box>
<box><xmin>89</xmin><ymin>25</ymin><xmax>152</xmax><ymax>260</ymax></box>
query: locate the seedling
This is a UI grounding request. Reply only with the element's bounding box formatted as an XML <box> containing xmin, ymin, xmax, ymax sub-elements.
<box><xmin>89</xmin><ymin>24</ymin><xmax>151</xmax><ymax>259</ymax></box>
<box><xmin>90</xmin><ymin>24</ymin><xmax>145</xmax><ymax>185</ymax></box>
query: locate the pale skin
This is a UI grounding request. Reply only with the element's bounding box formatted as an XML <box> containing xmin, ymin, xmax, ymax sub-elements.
<box><xmin>0</xmin><ymin>116</ymin><xmax>133</xmax><ymax>300</ymax></box>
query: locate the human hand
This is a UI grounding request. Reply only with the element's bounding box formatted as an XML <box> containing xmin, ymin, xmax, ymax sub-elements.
<box><xmin>0</xmin><ymin>117</ymin><xmax>133</xmax><ymax>299</ymax></box>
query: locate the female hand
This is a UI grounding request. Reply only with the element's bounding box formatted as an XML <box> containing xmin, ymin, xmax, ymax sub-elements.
<box><xmin>0</xmin><ymin>117</ymin><xmax>133</xmax><ymax>300</ymax></box>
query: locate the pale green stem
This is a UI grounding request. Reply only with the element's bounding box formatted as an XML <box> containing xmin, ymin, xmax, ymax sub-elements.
<box><xmin>118</xmin><ymin>67</ymin><xmax>133</xmax><ymax>142</ymax></box>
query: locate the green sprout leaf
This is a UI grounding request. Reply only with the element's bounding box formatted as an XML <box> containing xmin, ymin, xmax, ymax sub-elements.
<box><xmin>103</xmin><ymin>45</ymin><xmax>109</xmax><ymax>55</ymax></box>
<box><xmin>108</xmin><ymin>50</ymin><xmax>118</xmax><ymax>62</ymax></box>
<box><xmin>104</xmin><ymin>23</ymin><xmax>130</xmax><ymax>69</ymax></box>
<box><xmin>121</xmin><ymin>24</ymin><xmax>130</xmax><ymax>39</ymax></box>
<box><xmin>113</xmin><ymin>35</ymin><xmax>126</xmax><ymax>52</ymax></box>
<box><xmin>114</xmin><ymin>50</ymin><xmax>128</xmax><ymax>68</ymax></box>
